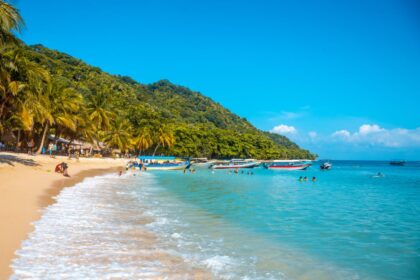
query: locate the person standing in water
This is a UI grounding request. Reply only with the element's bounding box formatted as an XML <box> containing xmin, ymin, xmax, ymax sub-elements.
<box><xmin>312</xmin><ymin>176</ymin><xmax>316</xmax><ymax>182</ymax></box>
<box><xmin>299</xmin><ymin>176</ymin><xmax>303</xmax><ymax>182</ymax></box>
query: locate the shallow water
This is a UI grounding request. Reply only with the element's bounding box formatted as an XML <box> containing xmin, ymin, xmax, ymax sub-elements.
<box><xmin>11</xmin><ymin>161</ymin><xmax>420</xmax><ymax>279</ymax></box>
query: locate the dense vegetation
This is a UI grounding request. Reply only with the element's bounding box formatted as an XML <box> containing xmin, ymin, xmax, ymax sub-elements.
<box><xmin>0</xmin><ymin>1</ymin><xmax>315</xmax><ymax>159</ymax></box>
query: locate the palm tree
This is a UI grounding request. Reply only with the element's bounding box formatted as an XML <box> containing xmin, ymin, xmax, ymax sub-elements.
<box><xmin>86</xmin><ymin>91</ymin><xmax>115</xmax><ymax>131</ymax></box>
<box><xmin>103</xmin><ymin>118</ymin><xmax>133</xmax><ymax>152</ymax></box>
<box><xmin>0</xmin><ymin>47</ymin><xmax>50</xmax><ymax>148</ymax></box>
<box><xmin>0</xmin><ymin>0</ymin><xmax>24</xmax><ymax>46</ymax></box>
<box><xmin>152</xmin><ymin>124</ymin><xmax>175</xmax><ymax>156</ymax></box>
<box><xmin>135</xmin><ymin>126</ymin><xmax>153</xmax><ymax>155</ymax></box>
<box><xmin>35</xmin><ymin>80</ymin><xmax>83</xmax><ymax>154</ymax></box>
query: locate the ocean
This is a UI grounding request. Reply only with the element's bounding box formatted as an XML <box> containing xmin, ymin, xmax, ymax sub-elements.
<box><xmin>11</xmin><ymin>161</ymin><xmax>420</xmax><ymax>279</ymax></box>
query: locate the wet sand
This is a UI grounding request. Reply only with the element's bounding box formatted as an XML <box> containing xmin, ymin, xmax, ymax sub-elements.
<box><xmin>0</xmin><ymin>152</ymin><xmax>127</xmax><ymax>279</ymax></box>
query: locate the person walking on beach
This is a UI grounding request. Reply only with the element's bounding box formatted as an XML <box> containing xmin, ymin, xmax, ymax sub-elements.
<box><xmin>48</xmin><ymin>143</ymin><xmax>53</xmax><ymax>157</ymax></box>
<box><xmin>27</xmin><ymin>139</ymin><xmax>34</xmax><ymax>155</ymax></box>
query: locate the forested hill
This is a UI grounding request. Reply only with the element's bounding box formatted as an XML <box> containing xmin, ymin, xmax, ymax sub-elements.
<box><xmin>25</xmin><ymin>44</ymin><xmax>315</xmax><ymax>159</ymax></box>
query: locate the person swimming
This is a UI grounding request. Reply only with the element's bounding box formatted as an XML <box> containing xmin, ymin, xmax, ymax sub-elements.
<box><xmin>304</xmin><ymin>176</ymin><xmax>308</xmax><ymax>182</ymax></box>
<box><xmin>373</xmin><ymin>172</ymin><xmax>384</xmax><ymax>178</ymax></box>
<box><xmin>312</xmin><ymin>176</ymin><xmax>316</xmax><ymax>182</ymax></box>
<box><xmin>299</xmin><ymin>176</ymin><xmax>303</xmax><ymax>182</ymax></box>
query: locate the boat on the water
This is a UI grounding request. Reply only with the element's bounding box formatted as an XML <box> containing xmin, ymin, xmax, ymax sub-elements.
<box><xmin>320</xmin><ymin>161</ymin><xmax>332</xmax><ymax>170</ymax></box>
<box><xmin>264</xmin><ymin>160</ymin><xmax>312</xmax><ymax>171</ymax></box>
<box><xmin>191</xmin><ymin>158</ymin><xmax>216</xmax><ymax>168</ymax></box>
<box><xmin>129</xmin><ymin>156</ymin><xmax>190</xmax><ymax>170</ymax></box>
<box><xmin>389</xmin><ymin>160</ymin><xmax>405</xmax><ymax>166</ymax></box>
<box><xmin>210</xmin><ymin>159</ymin><xmax>260</xmax><ymax>169</ymax></box>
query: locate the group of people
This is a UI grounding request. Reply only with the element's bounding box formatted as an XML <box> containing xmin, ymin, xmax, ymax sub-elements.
<box><xmin>46</xmin><ymin>143</ymin><xmax>57</xmax><ymax>157</ymax></box>
<box><xmin>184</xmin><ymin>168</ymin><xmax>196</xmax><ymax>173</ymax></box>
<box><xmin>299</xmin><ymin>176</ymin><xmax>316</xmax><ymax>182</ymax></box>
<box><xmin>229</xmin><ymin>169</ymin><xmax>253</xmax><ymax>175</ymax></box>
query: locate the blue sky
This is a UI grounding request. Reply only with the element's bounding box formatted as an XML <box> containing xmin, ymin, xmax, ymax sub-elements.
<box><xmin>15</xmin><ymin>0</ymin><xmax>420</xmax><ymax>159</ymax></box>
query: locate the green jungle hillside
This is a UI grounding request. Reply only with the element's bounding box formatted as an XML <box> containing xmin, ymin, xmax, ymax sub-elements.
<box><xmin>22</xmin><ymin>44</ymin><xmax>315</xmax><ymax>159</ymax></box>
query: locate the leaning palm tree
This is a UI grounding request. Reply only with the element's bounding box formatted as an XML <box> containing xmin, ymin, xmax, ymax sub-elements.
<box><xmin>35</xmin><ymin>80</ymin><xmax>83</xmax><ymax>154</ymax></box>
<box><xmin>152</xmin><ymin>124</ymin><xmax>175</xmax><ymax>156</ymax></box>
<box><xmin>0</xmin><ymin>0</ymin><xmax>24</xmax><ymax>46</ymax></box>
<box><xmin>86</xmin><ymin>91</ymin><xmax>115</xmax><ymax>131</ymax></box>
<box><xmin>0</xmin><ymin>48</ymin><xmax>49</xmax><ymax>116</ymax></box>
<box><xmin>103</xmin><ymin>118</ymin><xmax>133</xmax><ymax>152</ymax></box>
<box><xmin>135</xmin><ymin>126</ymin><xmax>154</xmax><ymax>155</ymax></box>
<box><xmin>0</xmin><ymin>47</ymin><xmax>49</xmax><ymax>145</ymax></box>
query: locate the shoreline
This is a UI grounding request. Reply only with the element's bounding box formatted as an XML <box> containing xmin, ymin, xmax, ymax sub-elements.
<box><xmin>0</xmin><ymin>152</ymin><xmax>127</xmax><ymax>279</ymax></box>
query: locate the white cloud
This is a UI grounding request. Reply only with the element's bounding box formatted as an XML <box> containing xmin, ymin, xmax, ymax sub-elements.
<box><xmin>331</xmin><ymin>124</ymin><xmax>420</xmax><ymax>148</ymax></box>
<box><xmin>332</xmin><ymin>129</ymin><xmax>351</xmax><ymax>138</ymax></box>
<box><xmin>270</xmin><ymin>124</ymin><xmax>297</xmax><ymax>135</ymax></box>
<box><xmin>308</xmin><ymin>131</ymin><xmax>317</xmax><ymax>138</ymax></box>
<box><xmin>359</xmin><ymin>124</ymin><xmax>384</xmax><ymax>135</ymax></box>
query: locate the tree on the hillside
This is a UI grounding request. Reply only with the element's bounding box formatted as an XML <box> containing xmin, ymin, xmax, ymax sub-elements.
<box><xmin>0</xmin><ymin>0</ymin><xmax>24</xmax><ymax>46</ymax></box>
<box><xmin>86</xmin><ymin>91</ymin><xmax>115</xmax><ymax>131</ymax></box>
<box><xmin>135</xmin><ymin>126</ymin><xmax>153</xmax><ymax>155</ymax></box>
<box><xmin>35</xmin><ymin>79</ymin><xmax>83</xmax><ymax>154</ymax></box>
<box><xmin>103</xmin><ymin>118</ymin><xmax>133</xmax><ymax>152</ymax></box>
<box><xmin>152</xmin><ymin>124</ymin><xmax>175</xmax><ymax>156</ymax></box>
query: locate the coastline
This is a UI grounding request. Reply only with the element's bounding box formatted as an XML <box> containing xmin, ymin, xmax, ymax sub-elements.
<box><xmin>0</xmin><ymin>152</ymin><xmax>127</xmax><ymax>279</ymax></box>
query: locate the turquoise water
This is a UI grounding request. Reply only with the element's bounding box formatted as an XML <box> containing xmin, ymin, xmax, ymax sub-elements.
<box><xmin>12</xmin><ymin>161</ymin><xmax>420</xmax><ymax>279</ymax></box>
<box><xmin>146</xmin><ymin>161</ymin><xmax>420</xmax><ymax>279</ymax></box>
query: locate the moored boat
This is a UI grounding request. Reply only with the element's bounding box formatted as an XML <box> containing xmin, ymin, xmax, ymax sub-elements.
<box><xmin>320</xmin><ymin>161</ymin><xmax>332</xmax><ymax>170</ymax></box>
<box><xmin>264</xmin><ymin>160</ymin><xmax>311</xmax><ymax>171</ymax></box>
<box><xmin>191</xmin><ymin>158</ymin><xmax>216</xmax><ymax>168</ymax></box>
<box><xmin>135</xmin><ymin>156</ymin><xmax>190</xmax><ymax>170</ymax></box>
<box><xmin>389</xmin><ymin>160</ymin><xmax>405</xmax><ymax>166</ymax></box>
<box><xmin>210</xmin><ymin>159</ymin><xmax>260</xmax><ymax>169</ymax></box>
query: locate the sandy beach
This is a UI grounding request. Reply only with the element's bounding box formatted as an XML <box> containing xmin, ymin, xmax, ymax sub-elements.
<box><xmin>0</xmin><ymin>152</ymin><xmax>128</xmax><ymax>279</ymax></box>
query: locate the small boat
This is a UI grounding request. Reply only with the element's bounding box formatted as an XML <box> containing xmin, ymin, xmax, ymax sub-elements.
<box><xmin>191</xmin><ymin>158</ymin><xmax>216</xmax><ymax>168</ymax></box>
<box><xmin>389</xmin><ymin>160</ymin><xmax>405</xmax><ymax>166</ymax></box>
<box><xmin>264</xmin><ymin>160</ymin><xmax>311</xmax><ymax>171</ymax></box>
<box><xmin>210</xmin><ymin>159</ymin><xmax>260</xmax><ymax>169</ymax></box>
<box><xmin>135</xmin><ymin>156</ymin><xmax>190</xmax><ymax>170</ymax></box>
<box><xmin>320</xmin><ymin>162</ymin><xmax>332</xmax><ymax>170</ymax></box>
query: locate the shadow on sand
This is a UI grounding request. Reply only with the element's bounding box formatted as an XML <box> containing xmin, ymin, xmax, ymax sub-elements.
<box><xmin>0</xmin><ymin>153</ymin><xmax>40</xmax><ymax>167</ymax></box>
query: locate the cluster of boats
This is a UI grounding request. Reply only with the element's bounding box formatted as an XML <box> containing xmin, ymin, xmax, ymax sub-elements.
<box><xmin>127</xmin><ymin>157</ymin><xmax>408</xmax><ymax>171</ymax></box>
<box><xmin>127</xmin><ymin>156</ymin><xmax>334</xmax><ymax>171</ymax></box>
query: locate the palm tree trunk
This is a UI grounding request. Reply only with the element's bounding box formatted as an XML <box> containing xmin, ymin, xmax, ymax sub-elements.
<box><xmin>16</xmin><ymin>129</ymin><xmax>21</xmax><ymax>151</ymax></box>
<box><xmin>35</xmin><ymin>123</ymin><xmax>49</xmax><ymax>155</ymax></box>
<box><xmin>152</xmin><ymin>143</ymin><xmax>160</xmax><ymax>156</ymax></box>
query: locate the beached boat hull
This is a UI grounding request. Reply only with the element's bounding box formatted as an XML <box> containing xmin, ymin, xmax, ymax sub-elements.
<box><xmin>266</xmin><ymin>164</ymin><xmax>311</xmax><ymax>171</ymax></box>
<box><xmin>211</xmin><ymin>162</ymin><xmax>259</xmax><ymax>169</ymax></box>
